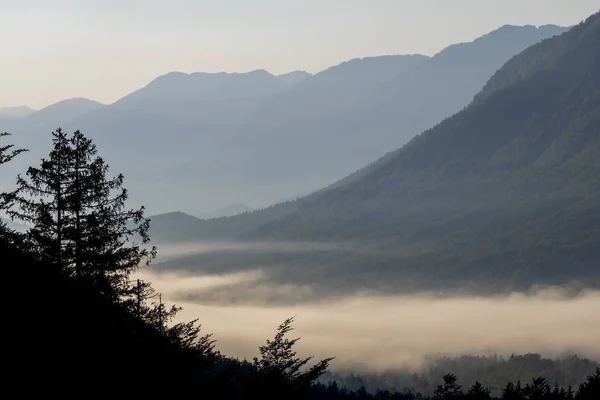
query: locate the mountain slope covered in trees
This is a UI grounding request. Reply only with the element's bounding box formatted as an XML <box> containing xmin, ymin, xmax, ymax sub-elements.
<box><xmin>154</xmin><ymin>13</ymin><xmax>600</xmax><ymax>294</ymax></box>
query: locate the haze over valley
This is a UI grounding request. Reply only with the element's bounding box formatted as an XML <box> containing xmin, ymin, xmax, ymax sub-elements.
<box><xmin>2</xmin><ymin>2</ymin><xmax>599</xmax><ymax>398</ymax></box>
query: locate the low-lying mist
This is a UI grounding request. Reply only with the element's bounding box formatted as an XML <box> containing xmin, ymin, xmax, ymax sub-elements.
<box><xmin>152</xmin><ymin>240</ymin><xmax>357</xmax><ymax>261</ymax></box>
<box><xmin>132</xmin><ymin>268</ymin><xmax>600</xmax><ymax>372</ymax></box>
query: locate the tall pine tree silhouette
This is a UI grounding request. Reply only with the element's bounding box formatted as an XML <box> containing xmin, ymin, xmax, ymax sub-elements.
<box><xmin>8</xmin><ymin>129</ymin><xmax>70</xmax><ymax>268</ymax></box>
<box><xmin>9</xmin><ymin>128</ymin><xmax>156</xmax><ymax>296</ymax></box>
<box><xmin>63</xmin><ymin>130</ymin><xmax>156</xmax><ymax>297</ymax></box>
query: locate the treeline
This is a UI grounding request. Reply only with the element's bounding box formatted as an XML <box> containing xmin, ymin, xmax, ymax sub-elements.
<box><xmin>1</xmin><ymin>130</ymin><xmax>599</xmax><ymax>399</ymax></box>
<box><xmin>312</xmin><ymin>371</ymin><xmax>600</xmax><ymax>400</ymax></box>
<box><xmin>323</xmin><ymin>354</ymin><xmax>599</xmax><ymax>397</ymax></box>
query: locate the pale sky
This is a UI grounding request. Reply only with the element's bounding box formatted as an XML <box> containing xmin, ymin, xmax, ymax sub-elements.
<box><xmin>1</xmin><ymin>0</ymin><xmax>597</xmax><ymax>109</ymax></box>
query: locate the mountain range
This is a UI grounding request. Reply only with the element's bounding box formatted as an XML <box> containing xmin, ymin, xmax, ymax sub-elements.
<box><xmin>0</xmin><ymin>24</ymin><xmax>568</xmax><ymax>214</ymax></box>
<box><xmin>148</xmin><ymin>12</ymin><xmax>600</xmax><ymax>298</ymax></box>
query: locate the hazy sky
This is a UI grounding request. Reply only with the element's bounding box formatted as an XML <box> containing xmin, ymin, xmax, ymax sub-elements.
<box><xmin>1</xmin><ymin>0</ymin><xmax>597</xmax><ymax>109</ymax></box>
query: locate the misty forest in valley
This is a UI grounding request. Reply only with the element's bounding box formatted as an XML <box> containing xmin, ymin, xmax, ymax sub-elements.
<box><xmin>1</xmin><ymin>2</ymin><xmax>599</xmax><ymax>399</ymax></box>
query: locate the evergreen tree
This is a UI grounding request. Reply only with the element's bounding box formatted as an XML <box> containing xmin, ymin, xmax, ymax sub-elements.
<box><xmin>8</xmin><ymin>129</ymin><xmax>71</xmax><ymax>268</ymax></box>
<box><xmin>523</xmin><ymin>377</ymin><xmax>551</xmax><ymax>400</ymax></box>
<box><xmin>9</xmin><ymin>128</ymin><xmax>156</xmax><ymax>295</ymax></box>
<box><xmin>550</xmin><ymin>384</ymin><xmax>574</xmax><ymax>400</ymax></box>
<box><xmin>0</xmin><ymin>132</ymin><xmax>27</xmax><ymax>167</ymax></box>
<box><xmin>502</xmin><ymin>381</ymin><xmax>523</xmax><ymax>400</ymax></box>
<box><xmin>128</xmin><ymin>278</ymin><xmax>217</xmax><ymax>360</ymax></box>
<box><xmin>432</xmin><ymin>374</ymin><xmax>464</xmax><ymax>400</ymax></box>
<box><xmin>575</xmin><ymin>368</ymin><xmax>600</xmax><ymax>400</ymax></box>
<box><xmin>0</xmin><ymin>132</ymin><xmax>27</xmax><ymax>235</ymax></box>
<box><xmin>62</xmin><ymin>130</ymin><xmax>156</xmax><ymax>297</ymax></box>
<box><xmin>465</xmin><ymin>381</ymin><xmax>491</xmax><ymax>400</ymax></box>
<box><xmin>251</xmin><ymin>316</ymin><xmax>334</xmax><ymax>399</ymax></box>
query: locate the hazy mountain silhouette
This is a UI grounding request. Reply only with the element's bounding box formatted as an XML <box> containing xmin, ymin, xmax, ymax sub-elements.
<box><xmin>366</xmin><ymin>24</ymin><xmax>570</xmax><ymax>134</ymax></box>
<box><xmin>276</xmin><ymin>70</ymin><xmax>312</xmax><ymax>87</ymax></box>
<box><xmin>23</xmin><ymin>98</ymin><xmax>103</xmax><ymax>125</ymax></box>
<box><xmin>0</xmin><ymin>105</ymin><xmax>36</xmax><ymax>119</ymax></box>
<box><xmin>153</xmin><ymin>13</ymin><xmax>600</xmax><ymax>294</ymax></box>
<box><xmin>245</xmin><ymin>55</ymin><xmax>429</xmax><ymax>126</ymax></box>
<box><xmin>1</xmin><ymin>98</ymin><xmax>103</xmax><ymax>141</ymax></box>
<box><xmin>197</xmin><ymin>203</ymin><xmax>253</xmax><ymax>219</ymax></box>
<box><xmin>77</xmin><ymin>69</ymin><xmax>307</xmax><ymax>126</ymax></box>
<box><xmin>219</xmin><ymin>25</ymin><xmax>569</xmax><ymax>207</ymax></box>
<box><xmin>3</xmin><ymin>25</ymin><xmax>567</xmax><ymax>214</ymax></box>
<box><xmin>0</xmin><ymin>98</ymin><xmax>105</xmax><ymax>197</ymax></box>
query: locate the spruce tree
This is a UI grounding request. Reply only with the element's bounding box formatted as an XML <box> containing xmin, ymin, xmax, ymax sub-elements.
<box><xmin>9</xmin><ymin>128</ymin><xmax>156</xmax><ymax>295</ymax></box>
<box><xmin>62</xmin><ymin>130</ymin><xmax>156</xmax><ymax>297</ymax></box>
<box><xmin>8</xmin><ymin>129</ymin><xmax>71</xmax><ymax>268</ymax></box>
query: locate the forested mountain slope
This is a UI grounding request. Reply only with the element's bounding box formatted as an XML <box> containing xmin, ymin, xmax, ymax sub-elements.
<box><xmin>155</xmin><ymin>13</ymin><xmax>600</xmax><ymax>294</ymax></box>
<box><xmin>249</xmin><ymin>12</ymin><xmax>600</xmax><ymax>287</ymax></box>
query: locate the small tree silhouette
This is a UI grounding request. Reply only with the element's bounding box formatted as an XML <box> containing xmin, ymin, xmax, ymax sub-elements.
<box><xmin>433</xmin><ymin>374</ymin><xmax>463</xmax><ymax>400</ymax></box>
<box><xmin>502</xmin><ymin>381</ymin><xmax>523</xmax><ymax>400</ymax></box>
<box><xmin>465</xmin><ymin>381</ymin><xmax>490</xmax><ymax>400</ymax></box>
<box><xmin>576</xmin><ymin>368</ymin><xmax>600</xmax><ymax>400</ymax></box>
<box><xmin>251</xmin><ymin>316</ymin><xmax>334</xmax><ymax>399</ymax></box>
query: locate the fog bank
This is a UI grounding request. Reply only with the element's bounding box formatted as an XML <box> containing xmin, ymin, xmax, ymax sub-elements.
<box><xmin>133</xmin><ymin>269</ymin><xmax>600</xmax><ymax>371</ymax></box>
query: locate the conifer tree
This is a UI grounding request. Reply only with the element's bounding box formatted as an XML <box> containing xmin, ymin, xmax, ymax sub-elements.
<box><xmin>465</xmin><ymin>381</ymin><xmax>491</xmax><ymax>400</ymax></box>
<box><xmin>9</xmin><ymin>128</ymin><xmax>156</xmax><ymax>294</ymax></box>
<box><xmin>251</xmin><ymin>316</ymin><xmax>333</xmax><ymax>398</ymax></box>
<box><xmin>60</xmin><ymin>130</ymin><xmax>156</xmax><ymax>297</ymax></box>
<box><xmin>8</xmin><ymin>129</ymin><xmax>71</xmax><ymax>268</ymax></box>
<box><xmin>575</xmin><ymin>368</ymin><xmax>600</xmax><ymax>400</ymax></box>
<box><xmin>1</xmin><ymin>132</ymin><xmax>28</xmax><ymax>235</ymax></box>
<box><xmin>0</xmin><ymin>132</ymin><xmax>27</xmax><ymax>169</ymax></box>
<box><xmin>432</xmin><ymin>374</ymin><xmax>463</xmax><ymax>400</ymax></box>
<box><xmin>502</xmin><ymin>380</ymin><xmax>523</xmax><ymax>400</ymax></box>
<box><xmin>131</xmin><ymin>279</ymin><xmax>216</xmax><ymax>359</ymax></box>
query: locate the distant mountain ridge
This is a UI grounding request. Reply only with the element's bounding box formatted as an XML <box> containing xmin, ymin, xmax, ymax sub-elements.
<box><xmin>197</xmin><ymin>204</ymin><xmax>253</xmax><ymax>219</ymax></box>
<box><xmin>2</xmin><ymin>23</ymin><xmax>568</xmax><ymax>214</ymax></box>
<box><xmin>0</xmin><ymin>106</ymin><xmax>36</xmax><ymax>119</ymax></box>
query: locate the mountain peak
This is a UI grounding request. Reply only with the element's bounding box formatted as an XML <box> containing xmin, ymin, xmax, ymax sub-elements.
<box><xmin>0</xmin><ymin>105</ymin><xmax>36</xmax><ymax>119</ymax></box>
